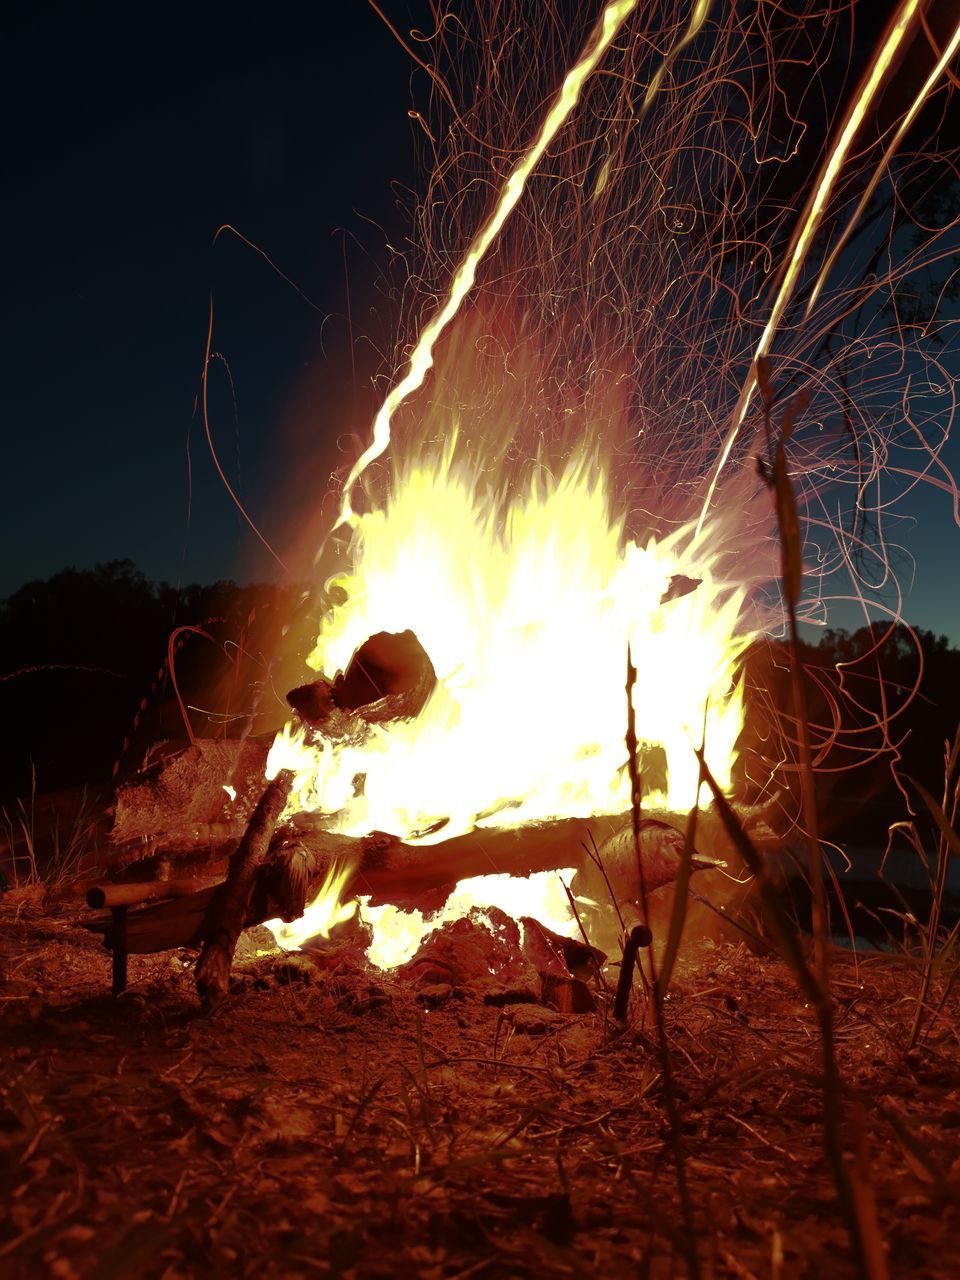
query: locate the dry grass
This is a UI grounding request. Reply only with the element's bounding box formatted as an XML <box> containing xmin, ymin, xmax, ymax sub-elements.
<box><xmin>1</xmin><ymin>897</ymin><xmax>958</xmax><ymax>1279</ymax></box>
<box><xmin>1</xmin><ymin>769</ymin><xmax>100</xmax><ymax>891</ymax></box>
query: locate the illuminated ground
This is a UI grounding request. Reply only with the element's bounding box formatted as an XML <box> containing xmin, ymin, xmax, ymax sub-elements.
<box><xmin>1</xmin><ymin>887</ymin><xmax>957</xmax><ymax>1278</ymax></box>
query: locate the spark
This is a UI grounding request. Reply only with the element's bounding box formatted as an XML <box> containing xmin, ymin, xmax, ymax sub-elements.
<box><xmin>696</xmin><ymin>0</ymin><xmax>926</xmax><ymax>535</ymax></box>
<box><xmin>639</xmin><ymin>0</ymin><xmax>711</xmax><ymax>119</ymax></box>
<box><xmin>805</xmin><ymin>11</ymin><xmax>960</xmax><ymax>319</ymax></box>
<box><xmin>334</xmin><ymin>0</ymin><xmax>641</xmax><ymax>532</ymax></box>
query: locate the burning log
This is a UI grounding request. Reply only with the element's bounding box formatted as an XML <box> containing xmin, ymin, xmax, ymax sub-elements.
<box><xmin>104</xmin><ymin>809</ymin><xmax>707</xmax><ymax>961</ymax></box>
<box><xmin>265</xmin><ymin>815</ymin><xmax>628</xmax><ymax>920</ymax></box>
<box><xmin>194</xmin><ymin>770</ymin><xmax>295</xmax><ymax>1008</ymax></box>
<box><xmin>286</xmin><ymin>629</ymin><xmax>436</xmax><ymax>735</ymax></box>
<box><xmin>105</xmin><ymin>788</ymin><xmax>775</xmax><ymax>907</ymax></box>
<box><xmin>100</xmin><ymin>815</ymin><xmax>624</xmax><ymax>956</ymax></box>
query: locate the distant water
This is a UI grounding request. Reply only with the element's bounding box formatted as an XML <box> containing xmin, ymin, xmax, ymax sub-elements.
<box><xmin>782</xmin><ymin>841</ymin><xmax>959</xmax><ymax>950</ymax></box>
<box><xmin>825</xmin><ymin>842</ymin><xmax>960</xmax><ymax>894</ymax></box>
<box><xmin>831</xmin><ymin>933</ymin><xmax>896</xmax><ymax>953</ymax></box>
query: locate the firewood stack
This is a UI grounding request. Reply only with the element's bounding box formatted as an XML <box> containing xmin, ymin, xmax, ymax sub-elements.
<box><xmin>82</xmin><ymin>627</ymin><xmax>752</xmax><ymax>1004</ymax></box>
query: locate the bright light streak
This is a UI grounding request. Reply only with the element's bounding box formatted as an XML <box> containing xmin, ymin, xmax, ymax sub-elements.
<box><xmin>805</xmin><ymin>13</ymin><xmax>960</xmax><ymax>318</ymax></box>
<box><xmin>639</xmin><ymin>0</ymin><xmax>712</xmax><ymax>118</ymax></box>
<box><xmin>334</xmin><ymin>0</ymin><xmax>640</xmax><ymax>532</ymax></box>
<box><xmin>696</xmin><ymin>0</ymin><xmax>925</xmax><ymax>536</ymax></box>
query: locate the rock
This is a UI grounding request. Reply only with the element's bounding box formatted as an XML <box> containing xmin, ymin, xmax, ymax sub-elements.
<box><xmin>399</xmin><ymin>909</ymin><xmax>539</xmax><ymax>994</ymax></box>
<box><xmin>337</xmin><ymin>984</ymin><xmax>389</xmax><ymax>1015</ymax></box>
<box><xmin>482</xmin><ymin>985</ymin><xmax>540</xmax><ymax>1006</ymax></box>
<box><xmin>415</xmin><ymin>983</ymin><xmax>453</xmax><ymax>1007</ymax></box>
<box><xmin>508</xmin><ymin>1004</ymin><xmax>564</xmax><ymax>1035</ymax></box>
<box><xmin>520</xmin><ymin>917</ymin><xmax>605</xmax><ymax>979</ymax></box>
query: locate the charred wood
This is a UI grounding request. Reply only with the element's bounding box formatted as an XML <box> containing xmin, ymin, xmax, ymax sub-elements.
<box><xmin>286</xmin><ymin>629</ymin><xmax>436</xmax><ymax>734</ymax></box>
<box><xmin>336</xmin><ymin>629</ymin><xmax>436</xmax><ymax>718</ymax></box>
<box><xmin>194</xmin><ymin>770</ymin><xmax>294</xmax><ymax>1008</ymax></box>
<box><xmin>110</xmin><ymin>738</ymin><xmax>271</xmax><ymax>855</ymax></box>
<box><xmin>284</xmin><ymin>679</ymin><xmax>363</xmax><ymax>739</ymax></box>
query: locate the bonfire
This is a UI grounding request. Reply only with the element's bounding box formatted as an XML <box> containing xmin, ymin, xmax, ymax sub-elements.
<box><xmin>3</xmin><ymin>1</ymin><xmax>959</xmax><ymax>1277</ymax></box>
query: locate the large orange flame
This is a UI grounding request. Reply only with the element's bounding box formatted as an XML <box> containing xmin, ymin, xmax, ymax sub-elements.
<box><xmin>270</xmin><ymin>443</ymin><xmax>751</xmax><ymax>839</ymax></box>
<box><xmin>265</xmin><ymin>442</ymin><xmax>752</xmax><ymax>966</ymax></box>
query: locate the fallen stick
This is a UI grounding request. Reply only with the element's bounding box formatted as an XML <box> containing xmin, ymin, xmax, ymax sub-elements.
<box><xmin>194</xmin><ymin>770</ymin><xmax>294</xmax><ymax>1008</ymax></box>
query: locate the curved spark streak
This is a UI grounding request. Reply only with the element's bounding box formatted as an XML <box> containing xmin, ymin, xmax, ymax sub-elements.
<box><xmin>335</xmin><ymin>0</ymin><xmax>640</xmax><ymax>531</ymax></box>
<box><xmin>695</xmin><ymin>0</ymin><xmax>925</xmax><ymax>537</ymax></box>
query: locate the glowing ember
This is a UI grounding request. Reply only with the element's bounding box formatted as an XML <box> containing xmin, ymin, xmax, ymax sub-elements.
<box><xmin>360</xmin><ymin>869</ymin><xmax>577</xmax><ymax>971</ymax></box>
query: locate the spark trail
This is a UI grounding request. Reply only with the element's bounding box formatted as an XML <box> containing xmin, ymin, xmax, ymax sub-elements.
<box><xmin>334</xmin><ymin>0</ymin><xmax>641</xmax><ymax>532</ymax></box>
<box><xmin>695</xmin><ymin>0</ymin><xmax>934</xmax><ymax>536</ymax></box>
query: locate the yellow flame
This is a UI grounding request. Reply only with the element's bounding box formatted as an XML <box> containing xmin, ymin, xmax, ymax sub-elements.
<box><xmin>264</xmin><ymin>869</ymin><xmax>577</xmax><ymax>971</ymax></box>
<box><xmin>273</xmin><ymin>443</ymin><xmax>751</xmax><ymax>842</ymax></box>
<box><xmin>262</xmin><ymin>859</ymin><xmax>358</xmax><ymax>951</ymax></box>
<box><xmin>335</xmin><ymin>0</ymin><xmax>640</xmax><ymax>530</ymax></box>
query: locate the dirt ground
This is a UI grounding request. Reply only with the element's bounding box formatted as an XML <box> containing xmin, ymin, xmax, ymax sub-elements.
<box><xmin>1</xmin><ymin>886</ymin><xmax>958</xmax><ymax>1280</ymax></box>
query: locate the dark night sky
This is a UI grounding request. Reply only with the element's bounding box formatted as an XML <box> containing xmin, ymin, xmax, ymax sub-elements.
<box><xmin>5</xmin><ymin>1</ymin><xmax>429</xmax><ymax>594</ymax></box>
<box><xmin>4</xmin><ymin>2</ymin><xmax>960</xmax><ymax>639</ymax></box>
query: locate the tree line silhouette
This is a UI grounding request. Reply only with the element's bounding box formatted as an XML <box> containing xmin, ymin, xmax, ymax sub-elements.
<box><xmin>0</xmin><ymin>561</ymin><xmax>300</xmax><ymax>803</ymax></box>
<box><xmin>1</xmin><ymin>561</ymin><xmax>957</xmax><ymax>851</ymax></box>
